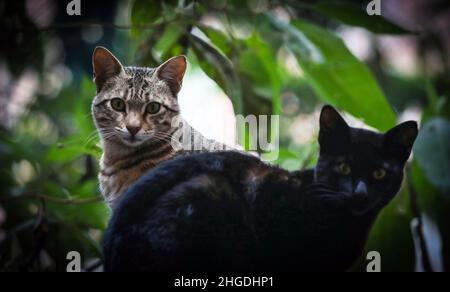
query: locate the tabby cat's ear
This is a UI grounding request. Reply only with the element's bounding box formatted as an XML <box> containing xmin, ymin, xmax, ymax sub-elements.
<box><xmin>92</xmin><ymin>47</ymin><xmax>124</xmax><ymax>93</ymax></box>
<box><xmin>384</xmin><ymin>121</ymin><xmax>419</xmax><ymax>163</ymax></box>
<box><xmin>156</xmin><ymin>55</ymin><xmax>187</xmax><ymax>97</ymax></box>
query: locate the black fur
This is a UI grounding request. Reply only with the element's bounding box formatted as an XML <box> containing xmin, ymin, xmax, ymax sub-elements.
<box><xmin>103</xmin><ymin>106</ymin><xmax>418</xmax><ymax>272</ymax></box>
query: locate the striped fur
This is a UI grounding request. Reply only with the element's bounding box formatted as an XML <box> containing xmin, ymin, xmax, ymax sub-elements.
<box><xmin>92</xmin><ymin>47</ymin><xmax>232</xmax><ymax>208</ymax></box>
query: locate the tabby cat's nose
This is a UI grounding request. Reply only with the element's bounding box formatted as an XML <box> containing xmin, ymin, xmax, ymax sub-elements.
<box><xmin>353</xmin><ymin>181</ymin><xmax>368</xmax><ymax>198</ymax></box>
<box><xmin>126</xmin><ymin>125</ymin><xmax>141</xmax><ymax>136</ymax></box>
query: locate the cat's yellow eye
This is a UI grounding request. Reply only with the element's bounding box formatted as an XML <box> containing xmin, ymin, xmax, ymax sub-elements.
<box><xmin>373</xmin><ymin>168</ymin><xmax>387</xmax><ymax>180</ymax></box>
<box><xmin>146</xmin><ymin>102</ymin><xmax>162</xmax><ymax>114</ymax></box>
<box><xmin>337</xmin><ymin>163</ymin><xmax>352</xmax><ymax>176</ymax></box>
<box><xmin>111</xmin><ymin>98</ymin><xmax>126</xmax><ymax>112</ymax></box>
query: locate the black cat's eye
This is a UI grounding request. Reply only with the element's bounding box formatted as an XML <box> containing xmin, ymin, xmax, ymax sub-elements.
<box><xmin>337</xmin><ymin>163</ymin><xmax>352</xmax><ymax>176</ymax></box>
<box><xmin>111</xmin><ymin>98</ymin><xmax>126</xmax><ymax>112</ymax></box>
<box><xmin>373</xmin><ymin>168</ymin><xmax>387</xmax><ymax>180</ymax></box>
<box><xmin>146</xmin><ymin>102</ymin><xmax>162</xmax><ymax>114</ymax></box>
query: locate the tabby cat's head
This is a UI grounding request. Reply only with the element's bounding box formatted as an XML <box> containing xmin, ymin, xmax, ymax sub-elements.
<box><xmin>315</xmin><ymin>106</ymin><xmax>418</xmax><ymax>214</ymax></box>
<box><xmin>92</xmin><ymin>47</ymin><xmax>186</xmax><ymax>147</ymax></box>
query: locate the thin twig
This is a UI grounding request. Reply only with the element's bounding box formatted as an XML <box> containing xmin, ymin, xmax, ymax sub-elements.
<box><xmin>0</xmin><ymin>192</ymin><xmax>103</xmax><ymax>205</ymax></box>
<box><xmin>4</xmin><ymin>19</ymin><xmax>179</xmax><ymax>33</ymax></box>
<box><xmin>40</xmin><ymin>21</ymin><xmax>165</xmax><ymax>31</ymax></box>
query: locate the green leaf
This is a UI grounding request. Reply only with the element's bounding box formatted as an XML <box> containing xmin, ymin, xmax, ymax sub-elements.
<box><xmin>130</xmin><ymin>0</ymin><xmax>163</xmax><ymax>38</ymax></box>
<box><xmin>410</xmin><ymin>161</ymin><xmax>450</xmax><ymax>270</ymax></box>
<box><xmin>190</xmin><ymin>34</ymin><xmax>244</xmax><ymax>114</ymax></box>
<box><xmin>48</xmin><ymin>202</ymin><xmax>109</xmax><ymax>230</ymax></box>
<box><xmin>355</xmin><ymin>190</ymin><xmax>415</xmax><ymax>271</ymax></box>
<box><xmin>414</xmin><ymin>118</ymin><xmax>450</xmax><ymax>197</ymax></box>
<box><xmin>242</xmin><ymin>33</ymin><xmax>282</xmax><ymax>114</ymax></box>
<box><xmin>310</xmin><ymin>1</ymin><xmax>409</xmax><ymax>35</ymax></box>
<box><xmin>76</xmin><ymin>77</ymin><xmax>97</xmax><ymax>137</ymax></box>
<box><xmin>268</xmin><ymin>15</ymin><xmax>396</xmax><ymax>131</ymax></box>
<box><xmin>154</xmin><ymin>23</ymin><xmax>186</xmax><ymax>60</ymax></box>
<box><xmin>46</xmin><ymin>138</ymin><xmax>101</xmax><ymax>163</ymax></box>
<box><xmin>198</xmin><ymin>25</ymin><xmax>233</xmax><ymax>57</ymax></box>
<box><xmin>131</xmin><ymin>0</ymin><xmax>162</xmax><ymax>26</ymax></box>
<box><xmin>47</xmin><ymin>180</ymin><xmax>109</xmax><ymax>230</ymax></box>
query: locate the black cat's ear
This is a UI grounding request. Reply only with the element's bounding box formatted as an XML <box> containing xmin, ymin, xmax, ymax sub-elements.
<box><xmin>320</xmin><ymin>105</ymin><xmax>349</xmax><ymax>133</ymax></box>
<box><xmin>319</xmin><ymin>106</ymin><xmax>350</xmax><ymax>153</ymax></box>
<box><xmin>156</xmin><ymin>55</ymin><xmax>187</xmax><ymax>97</ymax></box>
<box><xmin>384</xmin><ymin>121</ymin><xmax>419</xmax><ymax>163</ymax></box>
<box><xmin>92</xmin><ymin>47</ymin><xmax>124</xmax><ymax>93</ymax></box>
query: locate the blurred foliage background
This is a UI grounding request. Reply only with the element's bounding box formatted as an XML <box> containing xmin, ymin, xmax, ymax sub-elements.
<box><xmin>0</xmin><ymin>0</ymin><xmax>449</xmax><ymax>272</ymax></box>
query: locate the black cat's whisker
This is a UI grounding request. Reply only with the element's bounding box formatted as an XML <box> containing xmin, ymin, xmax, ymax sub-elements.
<box><xmin>315</xmin><ymin>194</ymin><xmax>349</xmax><ymax>200</ymax></box>
<box><xmin>303</xmin><ymin>185</ymin><xmax>343</xmax><ymax>195</ymax></box>
<box><xmin>303</xmin><ymin>182</ymin><xmax>340</xmax><ymax>189</ymax></box>
<box><xmin>309</xmin><ymin>192</ymin><xmax>347</xmax><ymax>197</ymax></box>
<box><xmin>308</xmin><ymin>193</ymin><xmax>348</xmax><ymax>200</ymax></box>
<box><xmin>306</xmin><ymin>186</ymin><xmax>344</xmax><ymax>193</ymax></box>
<box><xmin>303</xmin><ymin>186</ymin><xmax>351</xmax><ymax>200</ymax></box>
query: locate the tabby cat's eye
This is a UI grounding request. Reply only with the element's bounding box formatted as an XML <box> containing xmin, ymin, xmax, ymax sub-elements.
<box><xmin>337</xmin><ymin>163</ymin><xmax>352</xmax><ymax>175</ymax></box>
<box><xmin>373</xmin><ymin>168</ymin><xmax>387</xmax><ymax>180</ymax></box>
<box><xmin>111</xmin><ymin>98</ymin><xmax>126</xmax><ymax>112</ymax></box>
<box><xmin>146</xmin><ymin>102</ymin><xmax>162</xmax><ymax>114</ymax></box>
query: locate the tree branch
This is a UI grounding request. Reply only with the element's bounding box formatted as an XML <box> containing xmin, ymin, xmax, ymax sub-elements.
<box><xmin>0</xmin><ymin>192</ymin><xmax>103</xmax><ymax>205</ymax></box>
<box><xmin>40</xmin><ymin>21</ymin><xmax>165</xmax><ymax>31</ymax></box>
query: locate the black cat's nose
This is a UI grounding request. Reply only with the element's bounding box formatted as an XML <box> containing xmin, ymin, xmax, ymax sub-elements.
<box><xmin>353</xmin><ymin>181</ymin><xmax>368</xmax><ymax>198</ymax></box>
<box><xmin>126</xmin><ymin>125</ymin><xmax>141</xmax><ymax>136</ymax></box>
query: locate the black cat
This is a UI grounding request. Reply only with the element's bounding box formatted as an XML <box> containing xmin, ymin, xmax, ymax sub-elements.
<box><xmin>103</xmin><ymin>106</ymin><xmax>418</xmax><ymax>272</ymax></box>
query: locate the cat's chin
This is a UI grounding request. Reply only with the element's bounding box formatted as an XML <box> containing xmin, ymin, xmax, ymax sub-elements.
<box><xmin>119</xmin><ymin>136</ymin><xmax>146</xmax><ymax>147</ymax></box>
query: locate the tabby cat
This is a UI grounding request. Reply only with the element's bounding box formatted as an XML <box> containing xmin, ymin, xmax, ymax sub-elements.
<box><xmin>92</xmin><ymin>47</ymin><xmax>231</xmax><ymax>208</ymax></box>
<box><xmin>103</xmin><ymin>106</ymin><xmax>418</xmax><ymax>272</ymax></box>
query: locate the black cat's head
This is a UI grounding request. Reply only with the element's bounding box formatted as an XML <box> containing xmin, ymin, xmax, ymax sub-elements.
<box><xmin>315</xmin><ymin>106</ymin><xmax>418</xmax><ymax>215</ymax></box>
